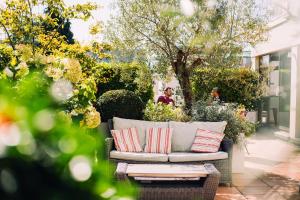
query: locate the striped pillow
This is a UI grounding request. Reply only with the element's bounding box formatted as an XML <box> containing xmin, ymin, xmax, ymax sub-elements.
<box><xmin>111</xmin><ymin>128</ymin><xmax>142</xmax><ymax>152</ymax></box>
<box><xmin>191</xmin><ymin>129</ymin><xmax>225</xmax><ymax>153</ymax></box>
<box><xmin>144</xmin><ymin>128</ymin><xmax>173</xmax><ymax>154</ymax></box>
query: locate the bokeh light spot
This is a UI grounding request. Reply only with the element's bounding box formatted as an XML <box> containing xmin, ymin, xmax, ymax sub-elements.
<box><xmin>69</xmin><ymin>156</ymin><xmax>92</xmax><ymax>182</ymax></box>
<box><xmin>0</xmin><ymin>123</ymin><xmax>21</xmax><ymax>146</ymax></box>
<box><xmin>0</xmin><ymin>169</ymin><xmax>17</xmax><ymax>194</ymax></box>
<box><xmin>33</xmin><ymin>110</ymin><xmax>54</xmax><ymax>132</ymax></box>
<box><xmin>101</xmin><ymin>188</ymin><xmax>116</xmax><ymax>198</ymax></box>
<box><xmin>58</xmin><ymin>137</ymin><xmax>77</xmax><ymax>154</ymax></box>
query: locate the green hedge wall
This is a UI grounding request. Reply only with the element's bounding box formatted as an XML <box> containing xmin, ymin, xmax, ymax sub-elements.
<box><xmin>96</xmin><ymin>62</ymin><xmax>153</xmax><ymax>104</ymax></box>
<box><xmin>97</xmin><ymin>89</ymin><xmax>144</xmax><ymax>122</ymax></box>
<box><xmin>192</xmin><ymin>67</ymin><xmax>263</xmax><ymax>110</ymax></box>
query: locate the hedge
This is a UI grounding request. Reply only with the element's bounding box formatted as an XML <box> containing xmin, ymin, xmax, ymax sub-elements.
<box><xmin>192</xmin><ymin>67</ymin><xmax>263</xmax><ymax>110</ymax></box>
<box><xmin>96</xmin><ymin>89</ymin><xmax>144</xmax><ymax>122</ymax></box>
<box><xmin>96</xmin><ymin>62</ymin><xmax>153</xmax><ymax>104</ymax></box>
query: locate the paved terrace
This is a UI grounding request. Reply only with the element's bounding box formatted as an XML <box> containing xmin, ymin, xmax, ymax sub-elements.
<box><xmin>216</xmin><ymin>127</ymin><xmax>300</xmax><ymax>200</ymax></box>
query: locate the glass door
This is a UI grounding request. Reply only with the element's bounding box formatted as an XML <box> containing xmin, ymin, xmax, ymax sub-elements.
<box><xmin>278</xmin><ymin>50</ymin><xmax>291</xmax><ymax>130</ymax></box>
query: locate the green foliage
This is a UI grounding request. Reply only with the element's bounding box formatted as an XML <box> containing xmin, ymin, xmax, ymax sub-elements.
<box><xmin>143</xmin><ymin>101</ymin><xmax>191</xmax><ymax>122</ymax></box>
<box><xmin>192</xmin><ymin>101</ymin><xmax>256</xmax><ymax>143</ymax></box>
<box><xmin>97</xmin><ymin>90</ymin><xmax>145</xmax><ymax>122</ymax></box>
<box><xmin>0</xmin><ymin>44</ymin><xmax>14</xmax><ymax>70</ymax></box>
<box><xmin>0</xmin><ymin>73</ymin><xmax>136</xmax><ymax>199</ymax></box>
<box><xmin>0</xmin><ymin>0</ymin><xmax>96</xmax><ymax>52</ymax></box>
<box><xmin>107</xmin><ymin>0</ymin><xmax>267</xmax><ymax>109</ymax></box>
<box><xmin>192</xmin><ymin>67</ymin><xmax>263</xmax><ymax>110</ymax></box>
<box><xmin>96</xmin><ymin>62</ymin><xmax>153</xmax><ymax>104</ymax></box>
<box><xmin>44</xmin><ymin>7</ymin><xmax>75</xmax><ymax>44</ymax></box>
<box><xmin>0</xmin><ymin>0</ymin><xmax>113</xmax><ymax>128</ymax></box>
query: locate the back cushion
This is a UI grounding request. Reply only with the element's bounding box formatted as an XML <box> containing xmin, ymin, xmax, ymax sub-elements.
<box><xmin>169</xmin><ymin>121</ymin><xmax>227</xmax><ymax>152</ymax></box>
<box><xmin>113</xmin><ymin>117</ymin><xmax>169</xmax><ymax>148</ymax></box>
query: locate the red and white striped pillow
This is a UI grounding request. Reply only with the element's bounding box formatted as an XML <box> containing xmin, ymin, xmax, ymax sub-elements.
<box><xmin>144</xmin><ymin>128</ymin><xmax>173</xmax><ymax>154</ymax></box>
<box><xmin>191</xmin><ymin>129</ymin><xmax>225</xmax><ymax>153</ymax></box>
<box><xmin>111</xmin><ymin>128</ymin><xmax>142</xmax><ymax>152</ymax></box>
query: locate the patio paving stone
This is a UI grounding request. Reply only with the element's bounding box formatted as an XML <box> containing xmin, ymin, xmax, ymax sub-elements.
<box><xmin>215</xmin><ymin>127</ymin><xmax>300</xmax><ymax>200</ymax></box>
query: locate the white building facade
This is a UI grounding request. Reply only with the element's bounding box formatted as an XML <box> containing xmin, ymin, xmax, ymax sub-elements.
<box><xmin>253</xmin><ymin>0</ymin><xmax>300</xmax><ymax>141</ymax></box>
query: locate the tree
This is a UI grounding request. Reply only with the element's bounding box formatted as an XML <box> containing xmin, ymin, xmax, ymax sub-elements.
<box><xmin>0</xmin><ymin>0</ymin><xmax>112</xmax><ymax>128</ymax></box>
<box><xmin>106</xmin><ymin>0</ymin><xmax>267</xmax><ymax>112</ymax></box>
<box><xmin>0</xmin><ymin>0</ymin><xmax>96</xmax><ymax>53</ymax></box>
<box><xmin>44</xmin><ymin>7</ymin><xmax>75</xmax><ymax>44</ymax></box>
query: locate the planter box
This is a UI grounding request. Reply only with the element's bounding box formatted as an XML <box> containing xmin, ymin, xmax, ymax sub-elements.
<box><xmin>232</xmin><ymin>133</ymin><xmax>246</xmax><ymax>173</ymax></box>
<box><xmin>232</xmin><ymin>144</ymin><xmax>245</xmax><ymax>173</ymax></box>
<box><xmin>246</xmin><ymin>111</ymin><xmax>258</xmax><ymax>123</ymax></box>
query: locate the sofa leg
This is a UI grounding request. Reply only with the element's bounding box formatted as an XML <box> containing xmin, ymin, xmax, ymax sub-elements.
<box><xmin>219</xmin><ymin>183</ymin><xmax>232</xmax><ymax>187</ymax></box>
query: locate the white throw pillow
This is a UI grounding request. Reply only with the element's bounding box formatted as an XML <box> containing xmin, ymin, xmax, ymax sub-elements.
<box><xmin>169</xmin><ymin>121</ymin><xmax>227</xmax><ymax>152</ymax></box>
<box><xmin>191</xmin><ymin>129</ymin><xmax>225</xmax><ymax>153</ymax></box>
<box><xmin>144</xmin><ymin>127</ymin><xmax>173</xmax><ymax>154</ymax></box>
<box><xmin>111</xmin><ymin>127</ymin><xmax>142</xmax><ymax>152</ymax></box>
<box><xmin>113</xmin><ymin>117</ymin><xmax>169</xmax><ymax>148</ymax></box>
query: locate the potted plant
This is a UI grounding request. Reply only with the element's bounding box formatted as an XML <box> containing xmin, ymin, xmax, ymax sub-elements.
<box><xmin>192</xmin><ymin>101</ymin><xmax>256</xmax><ymax>173</ymax></box>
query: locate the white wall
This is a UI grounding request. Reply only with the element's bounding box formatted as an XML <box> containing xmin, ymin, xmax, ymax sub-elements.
<box><xmin>254</xmin><ymin>3</ymin><xmax>300</xmax><ymax>138</ymax></box>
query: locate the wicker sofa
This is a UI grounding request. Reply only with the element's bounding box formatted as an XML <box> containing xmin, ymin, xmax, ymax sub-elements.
<box><xmin>105</xmin><ymin>117</ymin><xmax>233</xmax><ymax>185</ymax></box>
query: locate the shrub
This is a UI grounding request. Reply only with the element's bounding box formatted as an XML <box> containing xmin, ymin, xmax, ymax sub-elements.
<box><xmin>192</xmin><ymin>67</ymin><xmax>263</xmax><ymax>110</ymax></box>
<box><xmin>0</xmin><ymin>73</ymin><xmax>135</xmax><ymax>199</ymax></box>
<box><xmin>97</xmin><ymin>89</ymin><xmax>144</xmax><ymax>122</ymax></box>
<box><xmin>96</xmin><ymin>62</ymin><xmax>153</xmax><ymax>104</ymax></box>
<box><xmin>192</xmin><ymin>100</ymin><xmax>256</xmax><ymax>143</ymax></box>
<box><xmin>143</xmin><ymin>101</ymin><xmax>191</xmax><ymax>122</ymax></box>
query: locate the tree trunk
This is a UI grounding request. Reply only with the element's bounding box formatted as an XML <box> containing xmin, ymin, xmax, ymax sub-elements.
<box><xmin>177</xmin><ymin>66</ymin><xmax>193</xmax><ymax>114</ymax></box>
<box><xmin>172</xmin><ymin>53</ymin><xmax>193</xmax><ymax>114</ymax></box>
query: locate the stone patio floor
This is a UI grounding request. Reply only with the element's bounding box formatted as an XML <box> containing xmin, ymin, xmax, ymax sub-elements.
<box><xmin>215</xmin><ymin>127</ymin><xmax>300</xmax><ymax>200</ymax></box>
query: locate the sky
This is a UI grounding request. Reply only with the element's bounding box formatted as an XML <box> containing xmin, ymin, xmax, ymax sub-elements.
<box><xmin>1</xmin><ymin>0</ymin><xmax>299</xmax><ymax>43</ymax></box>
<box><xmin>0</xmin><ymin>0</ymin><xmax>114</xmax><ymax>43</ymax></box>
<box><xmin>64</xmin><ymin>0</ymin><xmax>114</xmax><ymax>43</ymax></box>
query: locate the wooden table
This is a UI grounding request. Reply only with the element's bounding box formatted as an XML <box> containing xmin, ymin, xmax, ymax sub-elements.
<box><xmin>116</xmin><ymin>163</ymin><xmax>220</xmax><ymax>200</ymax></box>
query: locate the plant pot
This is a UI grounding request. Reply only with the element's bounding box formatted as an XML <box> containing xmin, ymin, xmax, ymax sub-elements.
<box><xmin>232</xmin><ymin>133</ymin><xmax>245</xmax><ymax>173</ymax></box>
<box><xmin>232</xmin><ymin>144</ymin><xmax>245</xmax><ymax>173</ymax></box>
<box><xmin>246</xmin><ymin>111</ymin><xmax>258</xmax><ymax>123</ymax></box>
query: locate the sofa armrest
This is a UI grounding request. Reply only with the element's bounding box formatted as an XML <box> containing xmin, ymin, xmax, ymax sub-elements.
<box><xmin>105</xmin><ymin>137</ymin><xmax>114</xmax><ymax>159</ymax></box>
<box><xmin>221</xmin><ymin>138</ymin><xmax>233</xmax><ymax>155</ymax></box>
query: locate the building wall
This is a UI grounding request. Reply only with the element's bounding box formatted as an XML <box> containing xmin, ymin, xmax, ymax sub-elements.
<box><xmin>254</xmin><ymin>0</ymin><xmax>300</xmax><ymax>139</ymax></box>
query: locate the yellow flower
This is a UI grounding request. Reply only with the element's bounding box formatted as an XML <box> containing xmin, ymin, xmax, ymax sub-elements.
<box><xmin>62</xmin><ymin>58</ymin><xmax>82</xmax><ymax>83</ymax></box>
<box><xmin>15</xmin><ymin>62</ymin><xmax>29</xmax><ymax>78</ymax></box>
<box><xmin>44</xmin><ymin>65</ymin><xmax>63</xmax><ymax>81</ymax></box>
<box><xmin>15</xmin><ymin>44</ymin><xmax>33</xmax><ymax>62</ymax></box>
<box><xmin>46</xmin><ymin>55</ymin><xmax>56</xmax><ymax>64</ymax></box>
<box><xmin>57</xmin><ymin>111</ymin><xmax>72</xmax><ymax>124</ymax></box>
<box><xmin>80</xmin><ymin>106</ymin><xmax>101</xmax><ymax>128</ymax></box>
<box><xmin>34</xmin><ymin>54</ymin><xmax>48</xmax><ymax>65</ymax></box>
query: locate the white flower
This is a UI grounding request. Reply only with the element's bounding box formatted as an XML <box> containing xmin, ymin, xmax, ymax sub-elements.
<box><xmin>50</xmin><ymin>79</ymin><xmax>73</xmax><ymax>102</ymax></box>
<box><xmin>3</xmin><ymin>67</ymin><xmax>13</xmax><ymax>77</ymax></box>
<box><xmin>180</xmin><ymin>0</ymin><xmax>196</xmax><ymax>17</ymax></box>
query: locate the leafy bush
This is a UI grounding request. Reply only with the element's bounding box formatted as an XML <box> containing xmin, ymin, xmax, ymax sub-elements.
<box><xmin>192</xmin><ymin>101</ymin><xmax>256</xmax><ymax>143</ymax></box>
<box><xmin>192</xmin><ymin>67</ymin><xmax>263</xmax><ymax>110</ymax></box>
<box><xmin>0</xmin><ymin>73</ymin><xmax>135</xmax><ymax>199</ymax></box>
<box><xmin>97</xmin><ymin>89</ymin><xmax>144</xmax><ymax>121</ymax></box>
<box><xmin>96</xmin><ymin>62</ymin><xmax>153</xmax><ymax>104</ymax></box>
<box><xmin>144</xmin><ymin>101</ymin><xmax>191</xmax><ymax>122</ymax></box>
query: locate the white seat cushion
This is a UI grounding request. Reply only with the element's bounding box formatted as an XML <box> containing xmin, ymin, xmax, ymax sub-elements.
<box><xmin>110</xmin><ymin>150</ymin><xmax>168</xmax><ymax>162</ymax></box>
<box><xmin>169</xmin><ymin>121</ymin><xmax>227</xmax><ymax>152</ymax></box>
<box><xmin>168</xmin><ymin>152</ymin><xmax>228</xmax><ymax>162</ymax></box>
<box><xmin>113</xmin><ymin>117</ymin><xmax>169</xmax><ymax>148</ymax></box>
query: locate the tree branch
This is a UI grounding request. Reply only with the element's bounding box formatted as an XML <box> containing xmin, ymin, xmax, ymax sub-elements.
<box><xmin>26</xmin><ymin>0</ymin><xmax>35</xmax><ymax>55</ymax></box>
<box><xmin>0</xmin><ymin>20</ymin><xmax>16</xmax><ymax>50</ymax></box>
